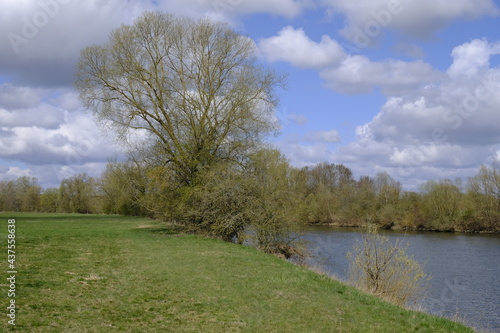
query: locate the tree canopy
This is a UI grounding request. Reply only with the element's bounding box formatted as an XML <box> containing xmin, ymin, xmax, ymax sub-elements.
<box><xmin>75</xmin><ymin>12</ymin><xmax>284</xmax><ymax>185</ymax></box>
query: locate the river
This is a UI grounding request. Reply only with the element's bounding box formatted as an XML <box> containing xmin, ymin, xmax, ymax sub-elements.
<box><xmin>301</xmin><ymin>226</ymin><xmax>500</xmax><ymax>332</ymax></box>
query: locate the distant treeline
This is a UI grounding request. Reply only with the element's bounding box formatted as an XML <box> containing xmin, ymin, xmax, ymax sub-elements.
<box><xmin>1</xmin><ymin>161</ymin><xmax>499</xmax><ymax>233</ymax></box>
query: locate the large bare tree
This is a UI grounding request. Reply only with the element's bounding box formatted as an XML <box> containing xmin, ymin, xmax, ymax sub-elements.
<box><xmin>75</xmin><ymin>12</ymin><xmax>284</xmax><ymax>185</ymax></box>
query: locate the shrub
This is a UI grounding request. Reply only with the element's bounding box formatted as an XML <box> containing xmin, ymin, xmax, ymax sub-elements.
<box><xmin>347</xmin><ymin>227</ymin><xmax>430</xmax><ymax>306</ymax></box>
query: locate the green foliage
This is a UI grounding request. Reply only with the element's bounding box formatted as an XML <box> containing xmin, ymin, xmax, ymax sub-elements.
<box><xmin>465</xmin><ymin>163</ymin><xmax>500</xmax><ymax>230</ymax></box>
<box><xmin>75</xmin><ymin>12</ymin><xmax>284</xmax><ymax>187</ymax></box>
<box><xmin>99</xmin><ymin>161</ymin><xmax>148</xmax><ymax>216</ymax></box>
<box><xmin>292</xmin><ymin>163</ymin><xmax>500</xmax><ymax>232</ymax></box>
<box><xmin>58</xmin><ymin>173</ymin><xmax>101</xmax><ymax>214</ymax></box>
<box><xmin>243</xmin><ymin>149</ymin><xmax>304</xmax><ymax>258</ymax></box>
<box><xmin>294</xmin><ymin>162</ymin><xmax>357</xmax><ymax>225</ymax></box>
<box><xmin>40</xmin><ymin>188</ymin><xmax>60</xmax><ymax>212</ymax></box>
<box><xmin>144</xmin><ymin>149</ymin><xmax>305</xmax><ymax>257</ymax></box>
<box><xmin>188</xmin><ymin>163</ymin><xmax>250</xmax><ymax>242</ymax></box>
<box><xmin>72</xmin><ymin>11</ymin><xmax>304</xmax><ymax>254</ymax></box>
<box><xmin>419</xmin><ymin>179</ymin><xmax>463</xmax><ymax>230</ymax></box>
<box><xmin>0</xmin><ymin>176</ymin><xmax>41</xmax><ymax>212</ymax></box>
<box><xmin>94</xmin><ymin>149</ymin><xmax>304</xmax><ymax>257</ymax></box>
<box><xmin>3</xmin><ymin>161</ymin><xmax>500</xmax><ymax>233</ymax></box>
<box><xmin>399</xmin><ymin>192</ymin><xmax>425</xmax><ymax>230</ymax></box>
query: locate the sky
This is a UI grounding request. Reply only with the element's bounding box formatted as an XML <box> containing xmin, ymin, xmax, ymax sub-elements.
<box><xmin>1</xmin><ymin>0</ymin><xmax>500</xmax><ymax>190</ymax></box>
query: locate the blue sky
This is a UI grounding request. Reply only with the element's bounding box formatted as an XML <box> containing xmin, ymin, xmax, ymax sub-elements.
<box><xmin>1</xmin><ymin>0</ymin><xmax>500</xmax><ymax>190</ymax></box>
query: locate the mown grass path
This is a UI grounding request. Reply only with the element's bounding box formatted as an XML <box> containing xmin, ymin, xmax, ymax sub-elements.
<box><xmin>0</xmin><ymin>213</ymin><xmax>473</xmax><ymax>332</ymax></box>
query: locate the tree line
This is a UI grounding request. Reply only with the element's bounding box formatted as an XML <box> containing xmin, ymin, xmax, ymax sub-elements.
<box><xmin>2</xmin><ymin>11</ymin><xmax>498</xmax><ymax>261</ymax></box>
<box><xmin>2</xmin><ymin>160</ymin><xmax>499</xmax><ymax>233</ymax></box>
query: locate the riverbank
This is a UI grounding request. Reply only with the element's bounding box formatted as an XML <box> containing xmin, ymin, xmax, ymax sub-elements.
<box><xmin>302</xmin><ymin>224</ymin><xmax>500</xmax><ymax>332</ymax></box>
<box><xmin>314</xmin><ymin>221</ymin><xmax>500</xmax><ymax>234</ymax></box>
<box><xmin>0</xmin><ymin>213</ymin><xmax>473</xmax><ymax>332</ymax></box>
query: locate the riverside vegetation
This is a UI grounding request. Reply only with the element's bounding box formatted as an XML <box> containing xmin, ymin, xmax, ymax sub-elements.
<box><xmin>0</xmin><ymin>12</ymin><xmax>490</xmax><ymax>331</ymax></box>
<box><xmin>1</xmin><ymin>13</ymin><xmax>498</xmax><ymax>255</ymax></box>
<box><xmin>0</xmin><ymin>213</ymin><xmax>473</xmax><ymax>332</ymax></box>
<box><xmin>2</xmin><ymin>160</ymin><xmax>500</xmax><ymax>234</ymax></box>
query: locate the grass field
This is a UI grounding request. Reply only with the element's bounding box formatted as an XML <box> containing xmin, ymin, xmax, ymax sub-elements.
<box><xmin>0</xmin><ymin>213</ymin><xmax>473</xmax><ymax>332</ymax></box>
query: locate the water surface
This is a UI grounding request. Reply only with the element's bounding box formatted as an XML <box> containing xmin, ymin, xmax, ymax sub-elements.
<box><xmin>302</xmin><ymin>226</ymin><xmax>500</xmax><ymax>332</ymax></box>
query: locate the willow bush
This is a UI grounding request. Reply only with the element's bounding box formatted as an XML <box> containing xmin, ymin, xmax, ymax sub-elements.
<box><xmin>347</xmin><ymin>227</ymin><xmax>430</xmax><ymax>306</ymax></box>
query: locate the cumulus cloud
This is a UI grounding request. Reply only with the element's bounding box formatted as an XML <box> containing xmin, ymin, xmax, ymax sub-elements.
<box><xmin>0</xmin><ymin>83</ymin><xmax>49</xmax><ymax>109</ymax></box>
<box><xmin>325</xmin><ymin>130</ymin><xmax>495</xmax><ymax>190</ymax></box>
<box><xmin>495</xmin><ymin>151</ymin><xmax>500</xmax><ymax>162</ymax></box>
<box><xmin>259</xmin><ymin>26</ymin><xmax>346</xmax><ymax>68</ymax></box>
<box><xmin>2</xmin><ymin>1</ymin><xmax>500</xmax><ymax>190</ymax></box>
<box><xmin>0</xmin><ymin>0</ymin><xmax>308</xmax><ymax>88</ymax></box>
<box><xmin>328</xmin><ymin>39</ymin><xmax>500</xmax><ymax>184</ymax></box>
<box><xmin>271</xmin><ymin>37</ymin><xmax>500</xmax><ymax>188</ymax></box>
<box><xmin>320</xmin><ymin>56</ymin><xmax>442</xmax><ymax>95</ymax></box>
<box><xmin>202</xmin><ymin>0</ymin><xmax>308</xmax><ymax>20</ymax></box>
<box><xmin>0</xmin><ymin>113</ymin><xmax>117</xmax><ymax>166</ymax></box>
<box><xmin>260</xmin><ymin>28</ymin><xmax>442</xmax><ymax>95</ymax></box>
<box><xmin>0</xmin><ymin>86</ymin><xmax>118</xmax><ymax>168</ymax></box>
<box><xmin>323</xmin><ymin>0</ymin><xmax>499</xmax><ymax>43</ymax></box>
<box><xmin>0</xmin><ymin>164</ymin><xmax>32</xmax><ymax>180</ymax></box>
<box><xmin>273</xmin><ymin>129</ymin><xmax>342</xmax><ymax>168</ymax></box>
<box><xmin>258</xmin><ymin>11</ymin><xmax>500</xmax><ymax>186</ymax></box>
<box><xmin>362</xmin><ymin>46</ymin><xmax>500</xmax><ymax>146</ymax></box>
<box><xmin>0</xmin><ymin>0</ymin><xmax>313</xmax><ymax>186</ymax></box>
<box><xmin>0</xmin><ymin>0</ymin><xmax>145</xmax><ymax>87</ymax></box>
<box><xmin>447</xmin><ymin>38</ymin><xmax>500</xmax><ymax>78</ymax></box>
<box><xmin>0</xmin><ymin>105</ymin><xmax>64</xmax><ymax>129</ymax></box>
<box><xmin>0</xmin><ymin>161</ymin><xmax>110</xmax><ymax>188</ymax></box>
<box><xmin>276</xmin><ymin>142</ymin><xmax>334</xmax><ymax>166</ymax></box>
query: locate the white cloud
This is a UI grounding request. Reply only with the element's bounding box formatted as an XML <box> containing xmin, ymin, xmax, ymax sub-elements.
<box><xmin>447</xmin><ymin>39</ymin><xmax>500</xmax><ymax>78</ymax></box>
<box><xmin>323</xmin><ymin>0</ymin><xmax>499</xmax><ymax>43</ymax></box>
<box><xmin>0</xmin><ymin>83</ymin><xmax>49</xmax><ymax>109</ymax></box>
<box><xmin>1</xmin><ymin>165</ymin><xmax>31</xmax><ymax>180</ymax></box>
<box><xmin>0</xmin><ymin>104</ymin><xmax>65</xmax><ymax>129</ymax></box>
<box><xmin>258</xmin><ymin>23</ymin><xmax>500</xmax><ymax>188</ymax></box>
<box><xmin>289</xmin><ymin>114</ymin><xmax>308</xmax><ymax>125</ymax></box>
<box><xmin>0</xmin><ymin>0</ymin><xmax>314</xmax><ymax>187</ymax></box>
<box><xmin>0</xmin><ymin>86</ymin><xmax>119</xmax><ymax>167</ymax></box>
<box><xmin>495</xmin><ymin>151</ymin><xmax>500</xmax><ymax>162</ymax></box>
<box><xmin>201</xmin><ymin>0</ymin><xmax>309</xmax><ymax>20</ymax></box>
<box><xmin>0</xmin><ymin>120</ymin><xmax>115</xmax><ymax>166</ymax></box>
<box><xmin>362</xmin><ymin>51</ymin><xmax>500</xmax><ymax>146</ymax></box>
<box><xmin>320</xmin><ymin>56</ymin><xmax>442</xmax><ymax>95</ymax></box>
<box><xmin>326</xmin><ymin>39</ymin><xmax>500</xmax><ymax>187</ymax></box>
<box><xmin>0</xmin><ymin>0</ymin><xmax>145</xmax><ymax>87</ymax></box>
<box><xmin>0</xmin><ymin>161</ymin><xmax>110</xmax><ymax>188</ymax></box>
<box><xmin>0</xmin><ymin>0</ymin><xmax>309</xmax><ymax>88</ymax></box>
<box><xmin>259</xmin><ymin>26</ymin><xmax>346</xmax><ymax>68</ymax></box>
<box><xmin>324</xmin><ymin>130</ymin><xmax>496</xmax><ymax>190</ymax></box>
<box><xmin>259</xmin><ymin>27</ymin><xmax>442</xmax><ymax>96</ymax></box>
<box><xmin>274</xmin><ymin>128</ymin><xmax>342</xmax><ymax>167</ymax></box>
<box><xmin>276</xmin><ymin>142</ymin><xmax>334</xmax><ymax>166</ymax></box>
<box><xmin>389</xmin><ymin>144</ymin><xmax>474</xmax><ymax>168</ymax></box>
<box><xmin>273</xmin><ymin>37</ymin><xmax>500</xmax><ymax>188</ymax></box>
<box><xmin>275</xmin><ymin>107</ymin><xmax>308</xmax><ymax>126</ymax></box>
<box><xmin>2</xmin><ymin>1</ymin><xmax>500</xmax><ymax>191</ymax></box>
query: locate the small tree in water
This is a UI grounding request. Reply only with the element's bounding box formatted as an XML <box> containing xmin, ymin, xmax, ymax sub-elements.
<box><xmin>347</xmin><ymin>227</ymin><xmax>430</xmax><ymax>307</ymax></box>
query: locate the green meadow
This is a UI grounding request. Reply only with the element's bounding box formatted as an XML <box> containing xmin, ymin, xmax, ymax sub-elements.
<box><xmin>0</xmin><ymin>213</ymin><xmax>472</xmax><ymax>332</ymax></box>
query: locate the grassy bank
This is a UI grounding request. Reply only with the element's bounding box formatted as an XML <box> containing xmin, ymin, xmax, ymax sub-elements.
<box><xmin>0</xmin><ymin>213</ymin><xmax>473</xmax><ymax>332</ymax></box>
